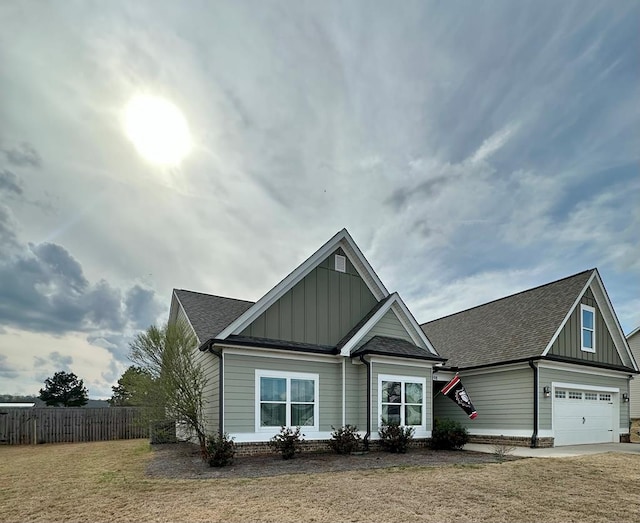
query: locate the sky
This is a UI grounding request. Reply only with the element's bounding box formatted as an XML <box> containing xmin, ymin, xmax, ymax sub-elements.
<box><xmin>0</xmin><ymin>1</ymin><xmax>638</xmax><ymax>399</ymax></box>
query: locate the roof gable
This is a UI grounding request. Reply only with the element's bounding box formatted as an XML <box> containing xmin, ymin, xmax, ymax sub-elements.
<box><xmin>339</xmin><ymin>293</ymin><xmax>438</xmax><ymax>357</ymax></box>
<box><xmin>217</xmin><ymin>229</ymin><xmax>389</xmax><ymax>339</ymax></box>
<box><xmin>421</xmin><ymin>270</ymin><xmax>595</xmax><ymax>368</ymax></box>
<box><xmin>171</xmin><ymin>289</ymin><xmax>254</xmax><ymax>344</ymax></box>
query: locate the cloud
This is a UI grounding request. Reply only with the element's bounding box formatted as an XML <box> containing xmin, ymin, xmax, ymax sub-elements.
<box><xmin>0</xmin><ymin>169</ymin><xmax>24</xmax><ymax>195</ymax></box>
<box><xmin>33</xmin><ymin>351</ymin><xmax>73</xmax><ymax>372</ymax></box>
<box><xmin>3</xmin><ymin>142</ymin><xmax>42</xmax><ymax>168</ymax></box>
<box><xmin>125</xmin><ymin>285</ymin><xmax>166</xmax><ymax>330</ymax></box>
<box><xmin>0</xmin><ymin>354</ymin><xmax>19</xmax><ymax>379</ymax></box>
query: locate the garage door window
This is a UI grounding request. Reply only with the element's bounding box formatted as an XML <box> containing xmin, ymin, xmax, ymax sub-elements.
<box><xmin>585</xmin><ymin>392</ymin><xmax>598</xmax><ymax>401</ymax></box>
<box><xmin>568</xmin><ymin>391</ymin><xmax>582</xmax><ymax>400</ymax></box>
<box><xmin>555</xmin><ymin>390</ymin><xmax>566</xmax><ymax>399</ymax></box>
<box><xmin>599</xmin><ymin>393</ymin><xmax>611</xmax><ymax>401</ymax></box>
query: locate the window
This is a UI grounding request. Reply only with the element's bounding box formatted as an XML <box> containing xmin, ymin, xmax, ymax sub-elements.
<box><xmin>585</xmin><ymin>392</ymin><xmax>598</xmax><ymax>401</ymax></box>
<box><xmin>256</xmin><ymin>371</ymin><xmax>318</xmax><ymax>431</ymax></box>
<box><xmin>599</xmin><ymin>393</ymin><xmax>612</xmax><ymax>402</ymax></box>
<box><xmin>581</xmin><ymin>304</ymin><xmax>596</xmax><ymax>353</ymax></box>
<box><xmin>379</xmin><ymin>375</ymin><xmax>425</xmax><ymax>427</ymax></box>
<box><xmin>555</xmin><ymin>390</ymin><xmax>566</xmax><ymax>399</ymax></box>
<box><xmin>568</xmin><ymin>391</ymin><xmax>582</xmax><ymax>400</ymax></box>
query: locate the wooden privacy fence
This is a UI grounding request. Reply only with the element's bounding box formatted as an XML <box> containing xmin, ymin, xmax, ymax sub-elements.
<box><xmin>0</xmin><ymin>407</ymin><xmax>148</xmax><ymax>445</ymax></box>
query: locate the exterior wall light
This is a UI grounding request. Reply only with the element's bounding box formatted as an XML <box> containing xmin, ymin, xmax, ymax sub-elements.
<box><xmin>543</xmin><ymin>386</ymin><xmax>551</xmax><ymax>398</ymax></box>
<box><xmin>622</xmin><ymin>393</ymin><xmax>629</xmax><ymax>403</ymax></box>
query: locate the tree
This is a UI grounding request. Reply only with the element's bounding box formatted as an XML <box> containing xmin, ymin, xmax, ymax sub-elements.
<box><xmin>129</xmin><ymin>321</ymin><xmax>208</xmax><ymax>457</ymax></box>
<box><xmin>39</xmin><ymin>371</ymin><xmax>89</xmax><ymax>407</ymax></box>
<box><xmin>108</xmin><ymin>366</ymin><xmax>155</xmax><ymax>407</ymax></box>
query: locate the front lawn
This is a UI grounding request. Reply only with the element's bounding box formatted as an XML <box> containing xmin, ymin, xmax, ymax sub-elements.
<box><xmin>1</xmin><ymin>440</ymin><xmax>638</xmax><ymax>522</ymax></box>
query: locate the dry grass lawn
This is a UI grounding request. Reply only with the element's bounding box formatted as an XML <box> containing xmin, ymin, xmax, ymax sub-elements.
<box><xmin>1</xmin><ymin>439</ymin><xmax>639</xmax><ymax>523</ymax></box>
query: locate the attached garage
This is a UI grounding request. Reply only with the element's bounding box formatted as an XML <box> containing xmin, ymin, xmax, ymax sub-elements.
<box><xmin>553</xmin><ymin>385</ymin><xmax>618</xmax><ymax>446</ymax></box>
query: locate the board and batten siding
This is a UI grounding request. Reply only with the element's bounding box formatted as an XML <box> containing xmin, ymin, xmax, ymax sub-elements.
<box><xmin>345</xmin><ymin>359</ymin><xmax>365</xmax><ymax>429</ymax></box>
<box><xmin>548</xmin><ymin>288</ymin><xmax>623</xmax><ymax>366</ymax></box>
<box><xmin>239</xmin><ymin>249</ymin><xmax>377</xmax><ymax>346</ymax></box>
<box><xmin>223</xmin><ymin>352</ymin><xmax>342</xmax><ymax>435</ymax></box>
<box><xmin>354</xmin><ymin>308</ymin><xmax>415</xmax><ymax>351</ymax></box>
<box><xmin>629</xmin><ymin>332</ymin><xmax>640</xmax><ymax>419</ymax></box>
<box><xmin>538</xmin><ymin>367</ymin><xmax>630</xmax><ymax>431</ymax></box>
<box><xmin>434</xmin><ymin>367</ymin><xmax>533</xmax><ymax>432</ymax></box>
<box><xmin>370</xmin><ymin>361</ymin><xmax>433</xmax><ymax>433</ymax></box>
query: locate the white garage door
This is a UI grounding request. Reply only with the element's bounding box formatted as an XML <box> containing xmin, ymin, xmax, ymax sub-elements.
<box><xmin>553</xmin><ymin>389</ymin><xmax>615</xmax><ymax>446</ymax></box>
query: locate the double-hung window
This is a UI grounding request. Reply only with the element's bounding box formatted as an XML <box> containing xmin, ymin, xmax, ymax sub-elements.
<box><xmin>379</xmin><ymin>375</ymin><xmax>426</xmax><ymax>427</ymax></box>
<box><xmin>256</xmin><ymin>370</ymin><xmax>318</xmax><ymax>431</ymax></box>
<box><xmin>581</xmin><ymin>304</ymin><xmax>596</xmax><ymax>353</ymax></box>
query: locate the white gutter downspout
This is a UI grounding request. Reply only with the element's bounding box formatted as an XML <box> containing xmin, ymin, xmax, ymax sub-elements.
<box><xmin>342</xmin><ymin>357</ymin><xmax>346</xmax><ymax>427</ymax></box>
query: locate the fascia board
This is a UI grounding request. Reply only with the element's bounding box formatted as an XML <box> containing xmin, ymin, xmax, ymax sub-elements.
<box><xmin>340</xmin><ymin>294</ymin><xmax>398</xmax><ymax>356</ymax></box>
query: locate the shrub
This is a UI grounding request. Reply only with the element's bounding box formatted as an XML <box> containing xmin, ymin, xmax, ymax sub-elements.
<box><xmin>378</xmin><ymin>420</ymin><xmax>414</xmax><ymax>453</ymax></box>
<box><xmin>430</xmin><ymin>418</ymin><xmax>469</xmax><ymax>450</ymax></box>
<box><xmin>329</xmin><ymin>425</ymin><xmax>362</xmax><ymax>454</ymax></box>
<box><xmin>206</xmin><ymin>432</ymin><xmax>236</xmax><ymax>467</ymax></box>
<box><xmin>269</xmin><ymin>426</ymin><xmax>304</xmax><ymax>459</ymax></box>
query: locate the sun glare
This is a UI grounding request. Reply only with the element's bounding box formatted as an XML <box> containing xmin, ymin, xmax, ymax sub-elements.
<box><xmin>124</xmin><ymin>95</ymin><xmax>192</xmax><ymax>166</ymax></box>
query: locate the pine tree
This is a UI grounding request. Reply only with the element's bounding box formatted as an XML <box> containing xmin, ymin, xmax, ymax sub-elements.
<box><xmin>38</xmin><ymin>371</ymin><xmax>89</xmax><ymax>407</ymax></box>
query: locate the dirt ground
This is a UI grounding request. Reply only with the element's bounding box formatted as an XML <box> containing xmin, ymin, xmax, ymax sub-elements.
<box><xmin>146</xmin><ymin>442</ymin><xmax>520</xmax><ymax>479</ymax></box>
<box><xmin>631</xmin><ymin>418</ymin><xmax>640</xmax><ymax>443</ymax></box>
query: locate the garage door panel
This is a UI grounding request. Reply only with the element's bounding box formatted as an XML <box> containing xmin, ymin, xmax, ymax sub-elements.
<box><xmin>553</xmin><ymin>389</ymin><xmax>615</xmax><ymax>446</ymax></box>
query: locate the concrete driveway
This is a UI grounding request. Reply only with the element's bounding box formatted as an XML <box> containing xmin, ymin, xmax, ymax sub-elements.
<box><xmin>465</xmin><ymin>442</ymin><xmax>640</xmax><ymax>458</ymax></box>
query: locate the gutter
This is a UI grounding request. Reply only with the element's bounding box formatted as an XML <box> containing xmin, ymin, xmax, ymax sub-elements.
<box><xmin>528</xmin><ymin>359</ymin><xmax>539</xmax><ymax>448</ymax></box>
<box><xmin>359</xmin><ymin>354</ymin><xmax>371</xmax><ymax>450</ymax></box>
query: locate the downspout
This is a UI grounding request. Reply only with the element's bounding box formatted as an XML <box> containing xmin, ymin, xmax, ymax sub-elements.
<box><xmin>342</xmin><ymin>358</ymin><xmax>346</xmax><ymax>427</ymax></box>
<box><xmin>359</xmin><ymin>354</ymin><xmax>371</xmax><ymax>450</ymax></box>
<box><xmin>528</xmin><ymin>359</ymin><xmax>539</xmax><ymax>448</ymax></box>
<box><xmin>208</xmin><ymin>343</ymin><xmax>224</xmax><ymax>435</ymax></box>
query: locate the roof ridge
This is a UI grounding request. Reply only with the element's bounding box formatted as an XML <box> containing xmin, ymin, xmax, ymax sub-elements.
<box><xmin>174</xmin><ymin>288</ymin><xmax>255</xmax><ymax>304</ymax></box>
<box><xmin>421</xmin><ymin>268</ymin><xmax>596</xmax><ymax>326</ymax></box>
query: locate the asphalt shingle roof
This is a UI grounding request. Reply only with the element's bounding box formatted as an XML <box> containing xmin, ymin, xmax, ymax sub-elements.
<box><xmin>351</xmin><ymin>335</ymin><xmax>445</xmax><ymax>361</ymax></box>
<box><xmin>420</xmin><ymin>269</ymin><xmax>595</xmax><ymax>369</ymax></box>
<box><xmin>224</xmin><ymin>335</ymin><xmax>337</xmax><ymax>355</ymax></box>
<box><xmin>173</xmin><ymin>289</ymin><xmax>254</xmax><ymax>342</ymax></box>
<box><xmin>336</xmin><ymin>296</ymin><xmax>393</xmax><ymax>351</ymax></box>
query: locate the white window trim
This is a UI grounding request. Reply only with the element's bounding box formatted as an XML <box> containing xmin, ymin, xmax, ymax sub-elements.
<box><xmin>581</xmin><ymin>304</ymin><xmax>596</xmax><ymax>353</ymax></box>
<box><xmin>377</xmin><ymin>374</ymin><xmax>427</xmax><ymax>429</ymax></box>
<box><xmin>255</xmin><ymin>370</ymin><xmax>319</xmax><ymax>433</ymax></box>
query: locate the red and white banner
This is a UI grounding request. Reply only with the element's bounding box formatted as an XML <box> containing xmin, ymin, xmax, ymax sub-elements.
<box><xmin>441</xmin><ymin>375</ymin><xmax>478</xmax><ymax>419</ymax></box>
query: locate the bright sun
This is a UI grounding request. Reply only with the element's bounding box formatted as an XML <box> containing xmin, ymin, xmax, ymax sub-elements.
<box><xmin>124</xmin><ymin>95</ymin><xmax>192</xmax><ymax>166</ymax></box>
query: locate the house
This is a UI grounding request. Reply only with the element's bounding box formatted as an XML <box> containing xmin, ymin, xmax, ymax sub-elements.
<box><xmin>628</xmin><ymin>326</ymin><xmax>640</xmax><ymax>419</ymax></box>
<box><xmin>169</xmin><ymin>229</ymin><xmax>444</xmax><ymax>452</ymax></box>
<box><xmin>422</xmin><ymin>269</ymin><xmax>639</xmax><ymax>447</ymax></box>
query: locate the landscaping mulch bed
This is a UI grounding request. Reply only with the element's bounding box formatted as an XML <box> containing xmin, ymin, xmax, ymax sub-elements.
<box><xmin>146</xmin><ymin>442</ymin><xmax>523</xmax><ymax>479</ymax></box>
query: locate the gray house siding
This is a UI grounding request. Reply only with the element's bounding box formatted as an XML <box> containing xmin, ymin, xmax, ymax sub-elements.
<box><xmin>355</xmin><ymin>308</ymin><xmax>416</xmax><ymax>351</ymax></box>
<box><xmin>223</xmin><ymin>352</ymin><xmax>342</xmax><ymax>434</ymax></box>
<box><xmin>629</xmin><ymin>332</ymin><xmax>640</xmax><ymax>419</ymax></box>
<box><xmin>240</xmin><ymin>249</ymin><xmax>377</xmax><ymax>345</ymax></box>
<box><xmin>345</xmin><ymin>359</ymin><xmax>365</xmax><ymax>429</ymax></box>
<box><xmin>371</xmin><ymin>361</ymin><xmax>433</xmax><ymax>432</ymax></box>
<box><xmin>548</xmin><ymin>288</ymin><xmax>622</xmax><ymax>366</ymax></box>
<box><xmin>539</xmin><ymin>367</ymin><xmax>630</xmax><ymax>431</ymax></box>
<box><xmin>434</xmin><ymin>368</ymin><xmax>533</xmax><ymax>432</ymax></box>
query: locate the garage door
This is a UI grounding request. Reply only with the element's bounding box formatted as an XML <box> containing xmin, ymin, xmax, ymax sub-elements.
<box><xmin>553</xmin><ymin>389</ymin><xmax>615</xmax><ymax>446</ymax></box>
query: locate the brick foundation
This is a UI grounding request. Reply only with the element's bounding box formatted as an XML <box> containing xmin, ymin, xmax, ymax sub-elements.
<box><xmin>468</xmin><ymin>434</ymin><xmax>554</xmax><ymax>448</ymax></box>
<box><xmin>234</xmin><ymin>438</ymin><xmax>431</xmax><ymax>457</ymax></box>
<box><xmin>619</xmin><ymin>434</ymin><xmax>630</xmax><ymax>443</ymax></box>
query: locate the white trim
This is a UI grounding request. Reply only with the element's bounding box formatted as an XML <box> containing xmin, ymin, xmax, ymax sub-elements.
<box><xmin>589</xmin><ymin>272</ymin><xmax>639</xmax><ymax>371</ymax></box>
<box><xmin>377</xmin><ymin>373</ymin><xmax>427</xmax><ymax>429</ymax></box>
<box><xmin>537</xmin><ymin>360</ymin><xmax>633</xmax><ymax>379</ymax></box>
<box><xmin>369</xmin><ymin>430</ymin><xmax>432</xmax><ymax>440</ymax></box>
<box><xmin>341</xmin><ymin>358</ymin><xmax>346</xmax><ymax>427</ymax></box>
<box><xmin>391</xmin><ymin>300</ymin><xmax>439</xmax><ymax>355</ymax></box>
<box><xmin>580</xmin><ymin>304</ymin><xmax>596</xmax><ymax>353</ymax></box>
<box><xmin>222</xmin><ymin>346</ymin><xmax>341</xmax><ymax>364</ymax></box>
<box><xmin>542</xmin><ymin>272</ymin><xmax>595</xmax><ymax>356</ymax></box>
<box><xmin>218</xmin><ymin>229</ymin><xmax>389</xmax><ymax>339</ymax></box>
<box><xmin>432</xmin><ymin>370</ymin><xmax>456</xmax><ymax>382</ymax></box>
<box><xmin>552</xmin><ymin>382</ymin><xmax>619</xmax><ymax>394</ymax></box>
<box><xmin>172</xmin><ymin>291</ymin><xmax>201</xmax><ymax>344</ymax></box>
<box><xmin>627</xmin><ymin>326</ymin><xmax>640</xmax><ymax>339</ymax></box>
<box><xmin>340</xmin><ymin>293</ymin><xmax>436</xmax><ymax>357</ymax></box>
<box><xmin>255</xmin><ymin>369</ymin><xmax>319</xmax><ymax>433</ymax></box>
<box><xmin>368</xmin><ymin>355</ymin><xmax>437</xmax><ymax>368</ymax></box>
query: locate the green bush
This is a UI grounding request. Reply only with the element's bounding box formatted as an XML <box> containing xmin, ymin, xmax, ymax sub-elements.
<box><xmin>206</xmin><ymin>432</ymin><xmax>236</xmax><ymax>467</ymax></box>
<box><xmin>378</xmin><ymin>420</ymin><xmax>414</xmax><ymax>453</ymax></box>
<box><xmin>269</xmin><ymin>426</ymin><xmax>304</xmax><ymax>459</ymax></box>
<box><xmin>329</xmin><ymin>425</ymin><xmax>362</xmax><ymax>454</ymax></box>
<box><xmin>430</xmin><ymin>418</ymin><xmax>469</xmax><ymax>450</ymax></box>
